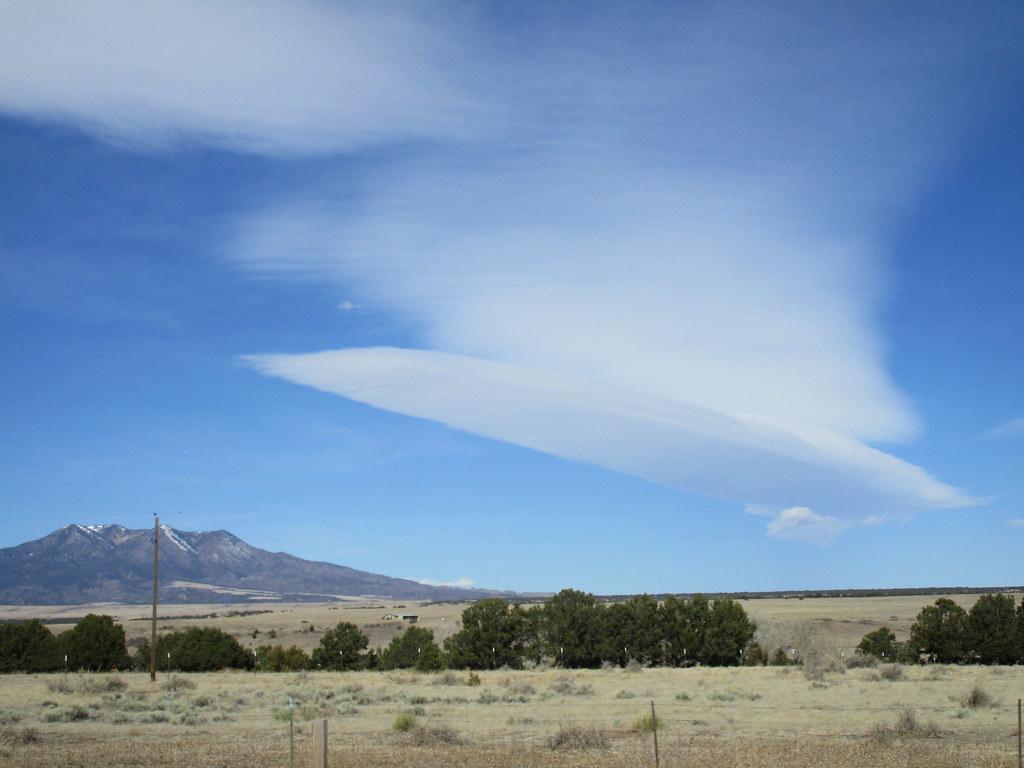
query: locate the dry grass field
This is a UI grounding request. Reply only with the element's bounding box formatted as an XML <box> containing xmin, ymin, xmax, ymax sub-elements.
<box><xmin>1</xmin><ymin>593</ymin><xmax>1021</xmax><ymax>767</ymax></box>
<box><xmin>1</xmin><ymin>665</ymin><xmax>1021</xmax><ymax>767</ymax></box>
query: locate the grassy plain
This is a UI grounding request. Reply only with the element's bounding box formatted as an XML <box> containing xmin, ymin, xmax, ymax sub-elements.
<box><xmin>1</xmin><ymin>592</ymin><xmax>1021</xmax><ymax>767</ymax></box>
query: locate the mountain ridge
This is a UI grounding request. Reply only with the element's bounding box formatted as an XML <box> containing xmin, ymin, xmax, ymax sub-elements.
<box><xmin>0</xmin><ymin>524</ymin><xmax>513</xmax><ymax>604</ymax></box>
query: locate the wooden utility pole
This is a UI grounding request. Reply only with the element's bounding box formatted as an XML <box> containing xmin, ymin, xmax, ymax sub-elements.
<box><xmin>149</xmin><ymin>515</ymin><xmax>159</xmax><ymax>682</ymax></box>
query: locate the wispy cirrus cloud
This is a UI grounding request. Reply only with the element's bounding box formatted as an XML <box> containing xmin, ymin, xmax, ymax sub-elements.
<box><xmin>0</xmin><ymin>1</ymin><xmax>483</xmax><ymax>154</ymax></box>
<box><xmin>983</xmin><ymin>418</ymin><xmax>1024</xmax><ymax>440</ymax></box>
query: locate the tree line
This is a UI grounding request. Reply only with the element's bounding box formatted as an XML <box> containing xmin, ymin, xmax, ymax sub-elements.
<box><xmin>0</xmin><ymin>590</ymin><xmax>757</xmax><ymax>673</ymax></box>
<box><xmin>9</xmin><ymin>592</ymin><xmax>1021</xmax><ymax>675</ymax></box>
<box><xmin>857</xmin><ymin>594</ymin><xmax>1024</xmax><ymax>665</ymax></box>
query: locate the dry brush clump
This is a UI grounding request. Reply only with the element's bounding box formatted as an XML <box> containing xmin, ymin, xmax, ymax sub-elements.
<box><xmin>962</xmin><ymin>684</ymin><xmax>991</xmax><ymax>709</ymax></box>
<box><xmin>869</xmin><ymin>708</ymin><xmax>943</xmax><ymax>743</ymax></box>
<box><xmin>433</xmin><ymin>670</ymin><xmax>459</xmax><ymax>686</ymax></box>
<box><xmin>802</xmin><ymin>652</ymin><xmax>846</xmax><ymax>681</ymax></box>
<box><xmin>548</xmin><ymin>677</ymin><xmax>594</xmax><ymax>696</ymax></box>
<box><xmin>631</xmin><ymin>711</ymin><xmax>663</xmax><ymax>733</ymax></box>
<box><xmin>160</xmin><ymin>675</ymin><xmax>196</xmax><ymax>692</ymax></box>
<box><xmin>0</xmin><ymin>726</ymin><xmax>40</xmax><ymax>746</ymax></box>
<box><xmin>410</xmin><ymin>724</ymin><xmax>465</xmax><ymax>746</ymax></box>
<box><xmin>844</xmin><ymin>653</ymin><xmax>877</xmax><ymax>669</ymax></box>
<box><xmin>547</xmin><ymin>723</ymin><xmax>609</xmax><ymax>750</ymax></box>
<box><xmin>878</xmin><ymin>663</ymin><xmax>904</xmax><ymax>681</ymax></box>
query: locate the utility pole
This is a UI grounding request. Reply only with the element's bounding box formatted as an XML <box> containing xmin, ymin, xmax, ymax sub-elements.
<box><xmin>150</xmin><ymin>515</ymin><xmax>159</xmax><ymax>682</ymax></box>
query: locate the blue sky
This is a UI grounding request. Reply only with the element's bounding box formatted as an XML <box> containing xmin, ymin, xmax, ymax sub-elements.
<box><xmin>1</xmin><ymin>2</ymin><xmax>1022</xmax><ymax>594</ymax></box>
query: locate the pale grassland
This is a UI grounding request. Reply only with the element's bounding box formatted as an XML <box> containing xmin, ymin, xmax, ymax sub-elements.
<box><xmin>1</xmin><ymin>593</ymin><xmax>1022</xmax><ymax>766</ymax></box>
<box><xmin>1</xmin><ymin>664</ymin><xmax>1022</xmax><ymax>767</ymax></box>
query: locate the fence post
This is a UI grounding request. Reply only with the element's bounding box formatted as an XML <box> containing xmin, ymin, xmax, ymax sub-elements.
<box><xmin>651</xmin><ymin>701</ymin><xmax>660</xmax><ymax>768</ymax></box>
<box><xmin>1017</xmin><ymin>698</ymin><xmax>1021</xmax><ymax>768</ymax></box>
<box><xmin>312</xmin><ymin>718</ymin><xmax>327</xmax><ymax>768</ymax></box>
<box><xmin>288</xmin><ymin>697</ymin><xmax>295</xmax><ymax>768</ymax></box>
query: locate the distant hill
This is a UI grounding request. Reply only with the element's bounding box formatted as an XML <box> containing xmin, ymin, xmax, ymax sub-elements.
<box><xmin>0</xmin><ymin>524</ymin><xmax>514</xmax><ymax>604</ymax></box>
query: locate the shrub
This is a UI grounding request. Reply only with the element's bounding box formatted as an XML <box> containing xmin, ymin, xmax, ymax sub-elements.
<box><xmin>392</xmin><ymin>712</ymin><xmax>417</xmax><ymax>732</ymax></box>
<box><xmin>0</xmin><ymin>710</ymin><xmax>20</xmax><ymax>726</ymax></box>
<box><xmin>257</xmin><ymin>645</ymin><xmax>311</xmax><ymax>672</ymax></box>
<box><xmin>434</xmin><ymin>671</ymin><xmax>458</xmax><ymax>686</ymax></box>
<box><xmin>508</xmin><ymin>681</ymin><xmax>535</xmax><ymax>696</ymax></box>
<box><xmin>802</xmin><ymin>652</ymin><xmax>844</xmax><ymax>681</ymax></box>
<box><xmin>547</xmin><ymin>723</ymin><xmax>608</xmax><ymax>750</ymax></box>
<box><xmin>963</xmin><ymin>685</ymin><xmax>991</xmax><ymax>708</ymax></box>
<box><xmin>46</xmin><ymin>678</ymin><xmax>73</xmax><ymax>694</ymax></box>
<box><xmin>879</xmin><ymin>663</ymin><xmax>904</xmax><ymax>681</ymax></box>
<box><xmin>743</xmin><ymin>641</ymin><xmax>769</xmax><ymax>666</ymax></box>
<box><xmin>631</xmin><ymin>712</ymin><xmax>663</xmax><ymax>733</ymax></box>
<box><xmin>845</xmin><ymin>653</ymin><xmax>877</xmax><ymax>669</ymax></box>
<box><xmin>160</xmin><ymin>675</ymin><xmax>196</xmax><ymax>692</ymax></box>
<box><xmin>869</xmin><ymin>708</ymin><xmax>941</xmax><ymax>742</ymax></box>
<box><xmin>466</xmin><ymin>672</ymin><xmax>481</xmax><ymax>686</ymax></box>
<box><xmin>75</xmin><ymin>675</ymin><xmax>127</xmax><ymax>693</ymax></box>
<box><xmin>411</xmin><ymin>725</ymin><xmax>464</xmax><ymax>745</ymax></box>
<box><xmin>1</xmin><ymin>727</ymin><xmax>40</xmax><ymax>745</ymax></box>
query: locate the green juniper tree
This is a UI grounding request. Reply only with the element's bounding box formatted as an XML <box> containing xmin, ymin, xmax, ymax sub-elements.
<box><xmin>380</xmin><ymin>626</ymin><xmax>445</xmax><ymax>671</ymax></box>
<box><xmin>910</xmin><ymin>598</ymin><xmax>968</xmax><ymax>664</ymax></box>
<box><xmin>857</xmin><ymin>627</ymin><xmax>898</xmax><ymax>661</ymax></box>
<box><xmin>967</xmin><ymin>593</ymin><xmax>1018</xmax><ymax>664</ymax></box>
<box><xmin>444</xmin><ymin>599</ymin><xmax>529</xmax><ymax>669</ymax></box>
<box><xmin>311</xmin><ymin>622</ymin><xmax>369</xmax><ymax>671</ymax></box>
<box><xmin>60</xmin><ymin>614</ymin><xmax>130</xmax><ymax>672</ymax></box>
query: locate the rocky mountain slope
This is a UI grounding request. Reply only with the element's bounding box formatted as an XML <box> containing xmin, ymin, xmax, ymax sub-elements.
<box><xmin>0</xmin><ymin>524</ymin><xmax>508</xmax><ymax>604</ymax></box>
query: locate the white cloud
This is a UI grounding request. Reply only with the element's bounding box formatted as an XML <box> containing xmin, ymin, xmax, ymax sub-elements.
<box><xmin>984</xmin><ymin>418</ymin><xmax>1024</xmax><ymax>440</ymax></box>
<box><xmin>766</xmin><ymin>507</ymin><xmax>848</xmax><ymax>545</ymax></box>
<box><xmin>0</xmin><ymin>1</ymin><xmax>481</xmax><ymax>154</ymax></box>
<box><xmin>229</xmin><ymin>7</ymin><xmax>1014</xmax><ymax>530</ymax></box>
<box><xmin>244</xmin><ymin>348</ymin><xmax>976</xmax><ymax>517</ymax></box>
<box><xmin>416</xmin><ymin>576</ymin><xmax>474</xmax><ymax>589</ymax></box>
<box><xmin>3</xmin><ymin>4</ymin><xmax>1011</xmax><ymax>533</ymax></box>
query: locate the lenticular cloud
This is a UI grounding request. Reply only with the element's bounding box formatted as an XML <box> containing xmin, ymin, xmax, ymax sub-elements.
<box><xmin>228</xmin><ymin>5</ymin><xmax>1004</xmax><ymax>526</ymax></box>
<box><xmin>244</xmin><ymin>347</ymin><xmax>975</xmax><ymax>519</ymax></box>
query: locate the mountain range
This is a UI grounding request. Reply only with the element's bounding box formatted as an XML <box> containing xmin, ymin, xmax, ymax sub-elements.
<box><xmin>0</xmin><ymin>524</ymin><xmax>511</xmax><ymax>604</ymax></box>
